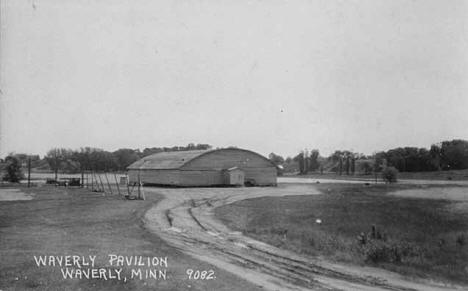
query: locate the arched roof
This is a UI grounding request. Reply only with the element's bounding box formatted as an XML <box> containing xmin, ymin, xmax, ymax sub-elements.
<box><xmin>127</xmin><ymin>148</ymin><xmax>275</xmax><ymax>170</ymax></box>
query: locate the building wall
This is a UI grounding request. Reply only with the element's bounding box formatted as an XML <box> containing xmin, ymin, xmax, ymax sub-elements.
<box><xmin>178</xmin><ymin>170</ymin><xmax>223</xmax><ymax>186</ymax></box>
<box><xmin>183</xmin><ymin>149</ymin><xmax>277</xmax><ymax>186</ymax></box>
<box><xmin>128</xmin><ymin>149</ymin><xmax>277</xmax><ymax>186</ymax></box>
<box><xmin>243</xmin><ymin>167</ymin><xmax>277</xmax><ymax>186</ymax></box>
<box><xmin>128</xmin><ymin>169</ymin><xmax>180</xmax><ymax>185</ymax></box>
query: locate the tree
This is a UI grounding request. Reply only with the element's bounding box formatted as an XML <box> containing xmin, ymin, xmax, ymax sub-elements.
<box><xmin>293</xmin><ymin>152</ymin><xmax>306</xmax><ymax>174</ymax></box>
<box><xmin>45</xmin><ymin>148</ymin><xmax>60</xmax><ymax>180</ymax></box>
<box><xmin>429</xmin><ymin>144</ymin><xmax>441</xmax><ymax>170</ymax></box>
<box><xmin>361</xmin><ymin>161</ymin><xmax>372</xmax><ymax>175</ymax></box>
<box><xmin>308</xmin><ymin>149</ymin><xmax>320</xmax><ymax>171</ymax></box>
<box><xmin>339</xmin><ymin>156</ymin><xmax>343</xmax><ymax>175</ymax></box>
<box><xmin>345</xmin><ymin>155</ymin><xmax>350</xmax><ymax>175</ymax></box>
<box><xmin>268</xmin><ymin>153</ymin><xmax>285</xmax><ymax>166</ymax></box>
<box><xmin>382</xmin><ymin>166</ymin><xmax>398</xmax><ymax>183</ymax></box>
<box><xmin>440</xmin><ymin>140</ymin><xmax>468</xmax><ymax>170</ymax></box>
<box><xmin>113</xmin><ymin>148</ymin><xmax>140</xmax><ymax>171</ymax></box>
<box><xmin>2</xmin><ymin>156</ymin><xmax>24</xmax><ymax>182</ymax></box>
<box><xmin>45</xmin><ymin>148</ymin><xmax>78</xmax><ymax>177</ymax></box>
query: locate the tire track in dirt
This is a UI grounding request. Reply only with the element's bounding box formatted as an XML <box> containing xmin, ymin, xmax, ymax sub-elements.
<box><xmin>143</xmin><ymin>184</ymin><xmax>465</xmax><ymax>291</ymax></box>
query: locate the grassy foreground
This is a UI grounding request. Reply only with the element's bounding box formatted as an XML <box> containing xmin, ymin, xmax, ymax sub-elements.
<box><xmin>0</xmin><ymin>185</ymin><xmax>261</xmax><ymax>291</ymax></box>
<box><xmin>215</xmin><ymin>184</ymin><xmax>468</xmax><ymax>284</ymax></box>
<box><xmin>286</xmin><ymin>168</ymin><xmax>468</xmax><ymax>181</ymax></box>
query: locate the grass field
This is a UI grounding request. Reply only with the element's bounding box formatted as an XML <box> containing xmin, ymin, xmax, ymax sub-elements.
<box><xmin>0</xmin><ymin>185</ymin><xmax>261</xmax><ymax>291</ymax></box>
<box><xmin>215</xmin><ymin>183</ymin><xmax>468</xmax><ymax>284</ymax></box>
<box><xmin>289</xmin><ymin>168</ymin><xmax>468</xmax><ymax>181</ymax></box>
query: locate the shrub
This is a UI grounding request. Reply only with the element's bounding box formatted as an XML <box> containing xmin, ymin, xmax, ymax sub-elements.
<box><xmin>456</xmin><ymin>233</ymin><xmax>466</xmax><ymax>248</ymax></box>
<box><xmin>2</xmin><ymin>156</ymin><xmax>24</xmax><ymax>183</ymax></box>
<box><xmin>364</xmin><ymin>240</ymin><xmax>399</xmax><ymax>263</ymax></box>
<box><xmin>382</xmin><ymin>166</ymin><xmax>398</xmax><ymax>183</ymax></box>
<box><xmin>363</xmin><ymin>240</ymin><xmax>421</xmax><ymax>264</ymax></box>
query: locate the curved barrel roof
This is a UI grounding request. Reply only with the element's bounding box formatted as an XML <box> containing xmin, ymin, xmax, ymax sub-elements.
<box><xmin>127</xmin><ymin>148</ymin><xmax>274</xmax><ymax>170</ymax></box>
<box><xmin>127</xmin><ymin>150</ymin><xmax>209</xmax><ymax>170</ymax></box>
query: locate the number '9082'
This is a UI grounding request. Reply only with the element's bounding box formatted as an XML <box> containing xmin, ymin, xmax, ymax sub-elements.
<box><xmin>186</xmin><ymin>269</ymin><xmax>216</xmax><ymax>280</ymax></box>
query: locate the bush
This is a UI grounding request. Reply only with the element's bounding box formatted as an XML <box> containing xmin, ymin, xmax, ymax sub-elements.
<box><xmin>2</xmin><ymin>156</ymin><xmax>24</xmax><ymax>183</ymax></box>
<box><xmin>362</xmin><ymin>240</ymin><xmax>422</xmax><ymax>264</ymax></box>
<box><xmin>382</xmin><ymin>166</ymin><xmax>398</xmax><ymax>183</ymax></box>
<box><xmin>456</xmin><ymin>233</ymin><xmax>466</xmax><ymax>247</ymax></box>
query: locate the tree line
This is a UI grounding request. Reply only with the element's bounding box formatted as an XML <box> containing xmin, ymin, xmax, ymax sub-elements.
<box><xmin>1</xmin><ymin>144</ymin><xmax>212</xmax><ymax>177</ymax></box>
<box><xmin>375</xmin><ymin>139</ymin><xmax>468</xmax><ymax>172</ymax></box>
<box><xmin>268</xmin><ymin>139</ymin><xmax>468</xmax><ymax>175</ymax></box>
<box><xmin>2</xmin><ymin>139</ymin><xmax>468</xmax><ymax>181</ymax></box>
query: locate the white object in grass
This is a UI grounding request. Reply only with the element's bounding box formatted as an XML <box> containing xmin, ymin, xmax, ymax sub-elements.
<box><xmin>316</xmin><ymin>219</ymin><xmax>322</xmax><ymax>224</ymax></box>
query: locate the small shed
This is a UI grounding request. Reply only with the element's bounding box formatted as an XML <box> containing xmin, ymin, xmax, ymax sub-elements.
<box><xmin>223</xmin><ymin>167</ymin><xmax>244</xmax><ymax>186</ymax></box>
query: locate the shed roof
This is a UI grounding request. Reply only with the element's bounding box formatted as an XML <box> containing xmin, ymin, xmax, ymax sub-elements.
<box><xmin>127</xmin><ymin>150</ymin><xmax>209</xmax><ymax>170</ymax></box>
<box><xmin>127</xmin><ymin>148</ymin><xmax>276</xmax><ymax>170</ymax></box>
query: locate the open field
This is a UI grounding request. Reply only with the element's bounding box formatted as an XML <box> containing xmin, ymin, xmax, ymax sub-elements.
<box><xmin>2</xmin><ymin>181</ymin><xmax>467</xmax><ymax>290</ymax></box>
<box><xmin>215</xmin><ymin>183</ymin><xmax>468</xmax><ymax>285</ymax></box>
<box><xmin>144</xmin><ymin>184</ymin><xmax>464</xmax><ymax>290</ymax></box>
<box><xmin>0</xmin><ymin>185</ymin><xmax>261</xmax><ymax>291</ymax></box>
<box><xmin>287</xmin><ymin>168</ymin><xmax>468</xmax><ymax>181</ymax></box>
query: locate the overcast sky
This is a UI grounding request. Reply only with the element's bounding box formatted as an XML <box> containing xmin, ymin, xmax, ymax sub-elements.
<box><xmin>1</xmin><ymin>0</ymin><xmax>467</xmax><ymax>158</ymax></box>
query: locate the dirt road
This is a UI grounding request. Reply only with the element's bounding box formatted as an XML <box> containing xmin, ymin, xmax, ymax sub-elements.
<box><xmin>0</xmin><ymin>188</ymin><xmax>33</xmax><ymax>201</ymax></box>
<box><xmin>143</xmin><ymin>184</ymin><xmax>464</xmax><ymax>291</ymax></box>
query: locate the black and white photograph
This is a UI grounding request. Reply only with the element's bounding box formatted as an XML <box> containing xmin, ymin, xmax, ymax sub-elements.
<box><xmin>1</xmin><ymin>0</ymin><xmax>468</xmax><ymax>290</ymax></box>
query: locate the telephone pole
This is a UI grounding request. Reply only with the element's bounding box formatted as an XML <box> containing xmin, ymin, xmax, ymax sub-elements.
<box><xmin>27</xmin><ymin>157</ymin><xmax>31</xmax><ymax>187</ymax></box>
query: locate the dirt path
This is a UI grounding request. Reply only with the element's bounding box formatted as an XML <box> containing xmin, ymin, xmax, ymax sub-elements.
<box><xmin>143</xmin><ymin>184</ymin><xmax>465</xmax><ymax>291</ymax></box>
<box><xmin>0</xmin><ymin>188</ymin><xmax>34</xmax><ymax>201</ymax></box>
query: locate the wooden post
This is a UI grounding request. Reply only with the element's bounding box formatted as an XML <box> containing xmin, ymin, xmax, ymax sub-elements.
<box><xmin>98</xmin><ymin>173</ymin><xmax>105</xmax><ymax>194</ymax></box>
<box><xmin>137</xmin><ymin>170</ymin><xmax>141</xmax><ymax>200</ymax></box>
<box><xmin>27</xmin><ymin>157</ymin><xmax>31</xmax><ymax>188</ymax></box>
<box><xmin>140</xmin><ymin>183</ymin><xmax>145</xmax><ymax>200</ymax></box>
<box><xmin>104</xmin><ymin>173</ymin><xmax>113</xmax><ymax>195</ymax></box>
<box><xmin>113</xmin><ymin>173</ymin><xmax>121</xmax><ymax>196</ymax></box>
<box><xmin>91</xmin><ymin>172</ymin><xmax>94</xmax><ymax>191</ymax></box>
<box><xmin>126</xmin><ymin>178</ymin><xmax>130</xmax><ymax>196</ymax></box>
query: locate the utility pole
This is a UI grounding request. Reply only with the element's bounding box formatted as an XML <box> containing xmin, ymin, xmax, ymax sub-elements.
<box><xmin>54</xmin><ymin>148</ymin><xmax>58</xmax><ymax>181</ymax></box>
<box><xmin>27</xmin><ymin>157</ymin><xmax>31</xmax><ymax>188</ymax></box>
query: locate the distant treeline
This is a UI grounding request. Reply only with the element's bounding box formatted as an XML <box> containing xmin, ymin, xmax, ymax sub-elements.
<box><xmin>376</xmin><ymin>139</ymin><xmax>468</xmax><ymax>172</ymax></box>
<box><xmin>0</xmin><ymin>144</ymin><xmax>212</xmax><ymax>174</ymax></box>
<box><xmin>2</xmin><ymin>139</ymin><xmax>468</xmax><ymax>176</ymax></box>
<box><xmin>269</xmin><ymin>139</ymin><xmax>468</xmax><ymax>175</ymax></box>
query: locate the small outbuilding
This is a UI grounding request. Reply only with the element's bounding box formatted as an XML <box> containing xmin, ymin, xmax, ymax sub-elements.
<box><xmin>127</xmin><ymin>148</ymin><xmax>277</xmax><ymax>187</ymax></box>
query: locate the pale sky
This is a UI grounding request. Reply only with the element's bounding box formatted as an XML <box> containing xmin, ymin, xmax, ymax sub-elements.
<box><xmin>1</xmin><ymin>0</ymin><xmax>468</xmax><ymax>158</ymax></box>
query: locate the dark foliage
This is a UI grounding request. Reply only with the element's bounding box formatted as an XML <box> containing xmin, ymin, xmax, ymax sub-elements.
<box><xmin>41</xmin><ymin>143</ymin><xmax>213</xmax><ymax>173</ymax></box>
<box><xmin>376</xmin><ymin>140</ymin><xmax>468</xmax><ymax>172</ymax></box>
<box><xmin>382</xmin><ymin>167</ymin><xmax>398</xmax><ymax>183</ymax></box>
<box><xmin>2</xmin><ymin>156</ymin><xmax>24</xmax><ymax>182</ymax></box>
